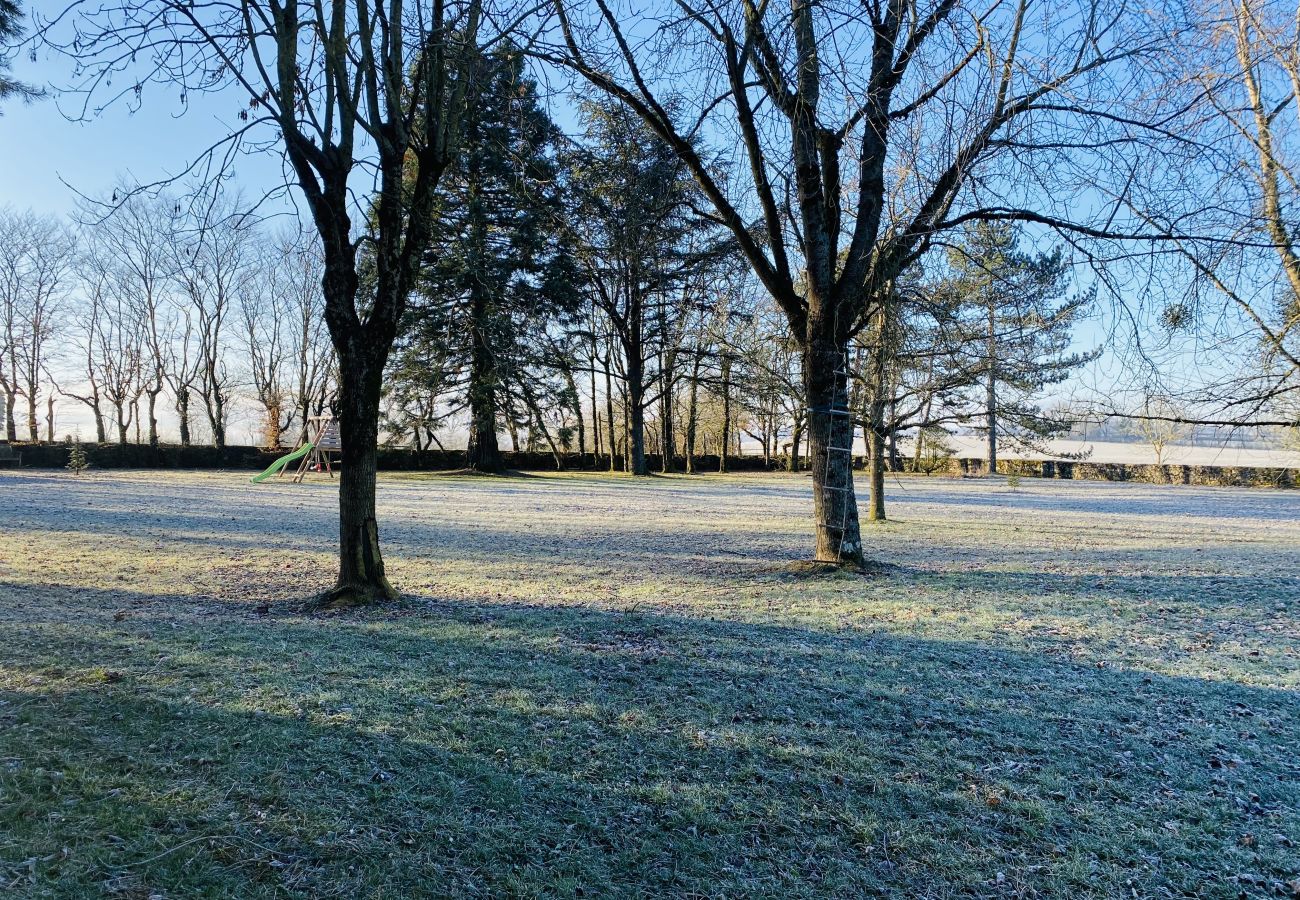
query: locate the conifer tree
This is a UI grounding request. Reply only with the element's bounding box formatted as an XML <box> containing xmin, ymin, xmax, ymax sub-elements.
<box><xmin>393</xmin><ymin>43</ymin><xmax>576</xmax><ymax>473</ymax></box>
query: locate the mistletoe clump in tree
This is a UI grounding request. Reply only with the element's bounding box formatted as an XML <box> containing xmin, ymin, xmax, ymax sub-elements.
<box><xmin>391</xmin><ymin>44</ymin><xmax>577</xmax><ymax>473</ymax></box>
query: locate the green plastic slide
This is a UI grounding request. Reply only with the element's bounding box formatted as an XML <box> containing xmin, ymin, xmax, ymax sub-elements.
<box><xmin>250</xmin><ymin>442</ymin><xmax>315</xmax><ymax>484</ymax></box>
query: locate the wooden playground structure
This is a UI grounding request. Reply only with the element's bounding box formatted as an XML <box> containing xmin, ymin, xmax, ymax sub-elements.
<box><xmin>289</xmin><ymin>416</ymin><xmax>342</xmax><ymax>482</ymax></box>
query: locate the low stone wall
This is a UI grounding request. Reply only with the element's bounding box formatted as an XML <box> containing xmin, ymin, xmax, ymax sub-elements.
<box><xmin>5</xmin><ymin>440</ymin><xmax>1296</xmax><ymax>486</ymax></box>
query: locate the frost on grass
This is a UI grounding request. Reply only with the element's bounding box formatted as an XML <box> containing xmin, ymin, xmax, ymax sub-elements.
<box><xmin>0</xmin><ymin>470</ymin><xmax>1296</xmax><ymax>898</ymax></box>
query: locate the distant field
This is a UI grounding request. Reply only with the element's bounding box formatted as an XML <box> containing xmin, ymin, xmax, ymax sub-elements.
<box><xmin>912</xmin><ymin>436</ymin><xmax>1300</xmax><ymax>467</ymax></box>
<box><xmin>0</xmin><ymin>471</ymin><xmax>1296</xmax><ymax>898</ymax></box>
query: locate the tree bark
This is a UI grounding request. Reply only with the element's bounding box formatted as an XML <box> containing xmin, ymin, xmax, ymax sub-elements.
<box><xmin>26</xmin><ymin>392</ymin><xmax>38</xmax><ymax>442</ymax></box>
<box><xmin>176</xmin><ymin>389</ymin><xmax>191</xmax><ymax>447</ymax></box>
<box><xmin>659</xmin><ymin>360</ymin><xmax>676</xmax><ymax>474</ymax></box>
<box><xmin>805</xmin><ymin>339</ymin><xmax>865</xmax><ymax>567</ymax></box>
<box><xmin>603</xmin><ymin>354</ymin><xmax>617</xmax><ymax>472</ymax></box>
<box><xmin>718</xmin><ymin>353</ymin><xmax>731</xmax><ymax>473</ymax></box>
<box><xmin>867</xmin><ymin>421</ymin><xmax>887</xmax><ymax>522</ymax></box>
<box><xmin>45</xmin><ymin>396</ymin><xmax>55</xmax><ymax>443</ymax></box>
<box><xmin>684</xmin><ymin>353</ymin><xmax>700</xmax><ymax>474</ymax></box>
<box><xmin>114</xmin><ymin>402</ymin><xmax>129</xmax><ymax>445</ymax></box>
<box><xmin>626</xmin><ymin>367</ymin><xmax>647</xmax><ymax>475</ymax></box>
<box><xmin>465</xmin><ymin>294</ymin><xmax>504</xmax><ymax>473</ymax></box>
<box><xmin>146</xmin><ymin>388</ymin><xmax>161</xmax><ymax>448</ymax></box>
<box><xmin>986</xmin><ymin>300</ymin><xmax>998</xmax><ymax>475</ymax></box>
<box><xmin>4</xmin><ymin>386</ymin><xmax>18</xmax><ymax>441</ymax></box>
<box><xmin>866</xmin><ymin>306</ymin><xmax>889</xmax><ymax>522</ymax></box>
<box><xmin>330</xmin><ymin>346</ymin><xmax>396</xmax><ymax>605</ymax></box>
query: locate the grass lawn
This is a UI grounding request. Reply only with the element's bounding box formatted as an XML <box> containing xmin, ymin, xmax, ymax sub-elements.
<box><xmin>0</xmin><ymin>469</ymin><xmax>1296</xmax><ymax>898</ymax></box>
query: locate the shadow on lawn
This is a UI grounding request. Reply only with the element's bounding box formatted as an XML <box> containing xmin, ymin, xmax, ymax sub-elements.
<box><xmin>1</xmin><ymin>582</ymin><xmax>1297</xmax><ymax>898</ymax></box>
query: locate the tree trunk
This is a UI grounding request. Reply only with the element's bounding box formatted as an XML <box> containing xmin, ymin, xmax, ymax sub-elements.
<box><xmin>684</xmin><ymin>354</ymin><xmax>700</xmax><ymax>474</ymax></box>
<box><xmin>589</xmin><ymin>347</ymin><xmax>601</xmax><ymax>468</ymax></box>
<box><xmin>2</xmin><ymin>386</ymin><xmax>15</xmax><ymax>442</ymax></box>
<box><xmin>867</xmin><ymin>312</ymin><xmax>889</xmax><ymax>521</ymax></box>
<box><xmin>805</xmin><ymin>339</ymin><xmax>865</xmax><ymax>567</ymax></box>
<box><xmin>718</xmin><ymin>354</ymin><xmax>732</xmax><ymax>473</ymax></box>
<box><xmin>147</xmin><ymin>388</ymin><xmax>161</xmax><ymax>448</ymax></box>
<box><xmin>114</xmin><ymin>402</ymin><xmax>129</xmax><ymax>445</ymax></box>
<box><xmin>176</xmin><ymin>389</ymin><xmax>192</xmax><ymax>447</ymax></box>
<box><xmin>887</xmin><ymin>398</ymin><xmax>900</xmax><ymax>472</ymax></box>
<box><xmin>788</xmin><ymin>420</ymin><xmax>803</xmax><ymax>473</ymax></box>
<box><xmin>26</xmin><ymin>392</ymin><xmax>38</xmax><ymax>442</ymax></box>
<box><xmin>265</xmin><ymin>398</ymin><xmax>283</xmax><ymax>449</ymax></box>
<box><xmin>210</xmin><ymin>399</ymin><xmax>226</xmax><ymax>448</ymax></box>
<box><xmin>465</xmin><ymin>312</ymin><xmax>503</xmax><ymax>473</ymax></box>
<box><xmin>627</xmin><ymin>371</ymin><xmax>647</xmax><ymax>476</ymax></box>
<box><xmin>659</xmin><ymin>372</ymin><xmax>676</xmax><ymax>474</ymax></box>
<box><xmin>867</xmin><ymin>422</ymin><xmax>887</xmax><ymax>522</ymax></box>
<box><xmin>604</xmin><ymin>359</ymin><xmax>617</xmax><ymax>472</ymax></box>
<box><xmin>45</xmin><ymin>396</ymin><xmax>55</xmax><ymax>442</ymax></box>
<box><xmin>986</xmin><ymin>301</ymin><xmax>998</xmax><ymax>475</ymax></box>
<box><xmin>566</xmin><ymin>369</ymin><xmax>586</xmax><ymax>457</ymax></box>
<box><xmin>329</xmin><ymin>348</ymin><xmax>396</xmax><ymax>606</ymax></box>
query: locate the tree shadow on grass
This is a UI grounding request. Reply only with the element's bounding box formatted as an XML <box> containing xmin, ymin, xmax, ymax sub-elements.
<box><xmin>0</xmin><ymin>582</ymin><xmax>1296</xmax><ymax>898</ymax></box>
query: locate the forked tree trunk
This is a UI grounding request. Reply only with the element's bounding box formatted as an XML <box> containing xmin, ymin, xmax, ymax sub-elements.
<box><xmin>91</xmin><ymin>402</ymin><xmax>106</xmax><ymax>443</ymax></box>
<box><xmin>805</xmin><ymin>339</ymin><xmax>864</xmax><ymax>567</ymax></box>
<box><xmin>146</xmin><ymin>388</ymin><xmax>161</xmax><ymax>448</ymax></box>
<box><xmin>26</xmin><ymin>393</ymin><xmax>38</xmax><ymax>442</ymax></box>
<box><xmin>45</xmin><ymin>397</ymin><xmax>54</xmax><ymax>443</ymax></box>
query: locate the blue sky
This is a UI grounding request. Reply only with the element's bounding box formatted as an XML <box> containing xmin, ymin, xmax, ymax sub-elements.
<box><xmin>1</xmin><ymin>44</ymin><xmax>285</xmax><ymax>216</ymax></box>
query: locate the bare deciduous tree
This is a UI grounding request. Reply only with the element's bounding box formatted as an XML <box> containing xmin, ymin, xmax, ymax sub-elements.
<box><xmin>541</xmin><ymin>0</ymin><xmax>1174</xmax><ymax>565</ymax></box>
<box><xmin>0</xmin><ymin>209</ymin><xmax>75</xmax><ymax>442</ymax></box>
<box><xmin>42</xmin><ymin>0</ymin><xmax>493</xmax><ymax>602</ymax></box>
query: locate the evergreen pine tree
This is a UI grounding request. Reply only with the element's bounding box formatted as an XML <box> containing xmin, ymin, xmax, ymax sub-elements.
<box><xmin>945</xmin><ymin>223</ymin><xmax>1098</xmax><ymax>471</ymax></box>
<box><xmin>66</xmin><ymin>439</ymin><xmax>89</xmax><ymax>475</ymax></box>
<box><xmin>0</xmin><ymin>1</ymin><xmax>41</xmax><ymax>111</ymax></box>
<box><xmin>390</xmin><ymin>43</ymin><xmax>577</xmax><ymax>473</ymax></box>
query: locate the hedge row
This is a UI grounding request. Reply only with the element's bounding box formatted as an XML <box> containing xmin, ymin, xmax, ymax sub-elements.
<box><xmin>944</xmin><ymin>456</ymin><xmax>1300</xmax><ymax>488</ymax></box>
<box><xmin>4</xmin><ymin>440</ymin><xmax>1296</xmax><ymax>487</ymax></box>
<box><xmin>2</xmin><ymin>441</ymin><xmax>776</xmax><ymax>473</ymax></box>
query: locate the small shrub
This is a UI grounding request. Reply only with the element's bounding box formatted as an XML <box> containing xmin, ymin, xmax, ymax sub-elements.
<box><xmin>915</xmin><ymin>427</ymin><xmax>955</xmax><ymax>475</ymax></box>
<box><xmin>1005</xmin><ymin>471</ymin><xmax>1021</xmax><ymax>490</ymax></box>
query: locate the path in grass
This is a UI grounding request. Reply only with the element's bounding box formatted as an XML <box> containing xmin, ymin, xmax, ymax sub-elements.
<box><xmin>0</xmin><ymin>470</ymin><xmax>1296</xmax><ymax>897</ymax></box>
